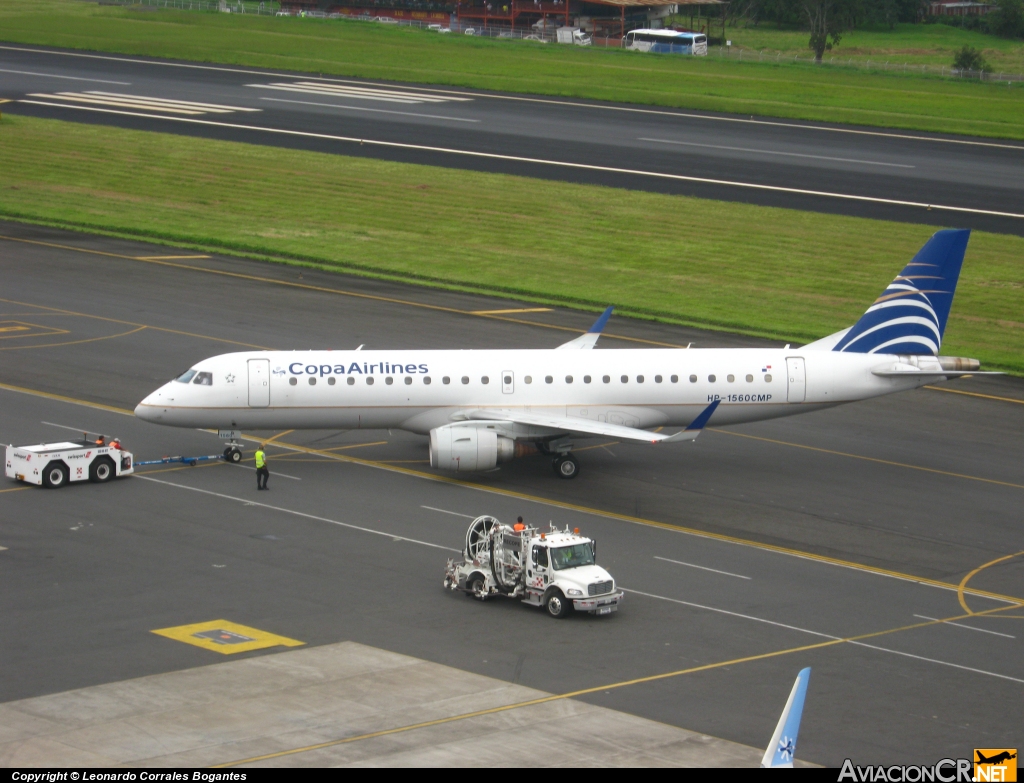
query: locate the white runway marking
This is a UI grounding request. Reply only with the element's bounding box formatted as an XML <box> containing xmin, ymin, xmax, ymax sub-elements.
<box><xmin>25</xmin><ymin>91</ymin><xmax>260</xmax><ymax>115</ymax></box>
<box><xmin>0</xmin><ymin>68</ymin><xmax>131</xmax><ymax>85</ymax></box>
<box><xmin>136</xmin><ymin>475</ymin><xmax>459</xmax><ymax>551</ymax></box>
<box><xmin>5</xmin><ymin>45</ymin><xmax>1024</xmax><ymax>150</ymax></box>
<box><xmin>421</xmin><ymin>505</ymin><xmax>476</xmax><ymax>518</ymax></box>
<box><xmin>260</xmin><ymin>96</ymin><xmax>479</xmax><ymax>123</ymax></box>
<box><xmin>249</xmin><ymin>82</ymin><xmax>472</xmax><ymax>105</ymax></box>
<box><xmin>640</xmin><ymin>138</ymin><xmax>916</xmax><ymax>168</ymax></box>
<box><xmin>15</xmin><ymin>100</ymin><xmax>1024</xmax><ymax>221</ymax></box>
<box><xmin>654</xmin><ymin>555</ymin><xmax>751</xmax><ymax>579</ymax></box>
<box><xmin>625</xmin><ymin>588</ymin><xmax>1024</xmax><ymax>683</ymax></box>
<box><xmin>913</xmin><ymin>614</ymin><xmax>1016</xmax><ymax>638</ymax></box>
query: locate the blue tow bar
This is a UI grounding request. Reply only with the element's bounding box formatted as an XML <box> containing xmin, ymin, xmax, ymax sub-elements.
<box><xmin>136</xmin><ymin>454</ymin><xmax>225</xmax><ymax>468</ymax></box>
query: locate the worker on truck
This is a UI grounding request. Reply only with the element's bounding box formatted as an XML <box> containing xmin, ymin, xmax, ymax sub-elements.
<box><xmin>255</xmin><ymin>445</ymin><xmax>269</xmax><ymax>491</ymax></box>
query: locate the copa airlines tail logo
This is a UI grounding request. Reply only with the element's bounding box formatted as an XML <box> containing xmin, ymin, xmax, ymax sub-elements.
<box><xmin>834</xmin><ymin>267</ymin><xmax>948</xmax><ymax>356</ymax></box>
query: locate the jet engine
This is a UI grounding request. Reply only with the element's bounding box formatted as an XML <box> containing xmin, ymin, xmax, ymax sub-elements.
<box><xmin>429</xmin><ymin>425</ymin><xmax>516</xmax><ymax>472</ymax></box>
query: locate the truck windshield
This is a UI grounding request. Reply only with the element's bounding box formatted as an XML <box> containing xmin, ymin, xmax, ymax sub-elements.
<box><xmin>550</xmin><ymin>544</ymin><xmax>595</xmax><ymax>570</ymax></box>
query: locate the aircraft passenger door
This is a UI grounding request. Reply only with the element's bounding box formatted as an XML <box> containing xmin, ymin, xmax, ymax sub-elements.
<box><xmin>786</xmin><ymin>357</ymin><xmax>806</xmax><ymax>403</ymax></box>
<box><xmin>248</xmin><ymin>359</ymin><xmax>270</xmax><ymax>408</ymax></box>
<box><xmin>501</xmin><ymin>371</ymin><xmax>514</xmax><ymax>394</ymax></box>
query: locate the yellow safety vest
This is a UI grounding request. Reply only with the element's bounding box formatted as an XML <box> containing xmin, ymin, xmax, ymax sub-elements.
<box><xmin>255</xmin><ymin>450</ymin><xmax>266</xmax><ymax>468</ymax></box>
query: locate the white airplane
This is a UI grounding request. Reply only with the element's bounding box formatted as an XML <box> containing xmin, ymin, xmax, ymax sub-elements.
<box><xmin>136</xmin><ymin>229</ymin><xmax>994</xmax><ymax>479</ymax></box>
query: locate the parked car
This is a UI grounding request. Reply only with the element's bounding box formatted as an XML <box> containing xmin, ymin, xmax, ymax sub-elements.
<box><xmin>464</xmin><ymin>27</ymin><xmax>476</xmax><ymax>35</ymax></box>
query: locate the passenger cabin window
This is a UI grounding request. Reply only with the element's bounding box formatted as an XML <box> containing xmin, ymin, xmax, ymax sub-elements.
<box><xmin>289</xmin><ymin>377</ymin><xmax>297</xmax><ymax>386</ymax></box>
<box><xmin>746</xmin><ymin>374</ymin><xmax>754</xmax><ymax>383</ymax></box>
<box><xmin>405</xmin><ymin>377</ymin><xmax>413</xmax><ymax>385</ymax></box>
<box><xmin>584</xmin><ymin>375</ymin><xmax>591</xmax><ymax>384</ymax></box>
<box><xmin>367</xmin><ymin>377</ymin><xmax>375</xmax><ymax>385</ymax></box>
<box><xmin>193</xmin><ymin>372</ymin><xmax>213</xmax><ymax>386</ymax></box>
<box><xmin>481</xmin><ymin>376</ymin><xmax>489</xmax><ymax>384</ymax></box>
<box><xmin>620</xmin><ymin>375</ymin><xmax>628</xmax><ymax>383</ymax></box>
<box><xmin>565</xmin><ymin>375</ymin><xmax>573</xmax><ymax>384</ymax></box>
<box><xmin>765</xmin><ymin>374</ymin><xmax>773</xmax><ymax>382</ymax></box>
<box><xmin>525</xmin><ymin>376</ymin><xmax>533</xmax><ymax>384</ymax></box>
<box><xmin>709</xmin><ymin>375</ymin><xmax>717</xmax><ymax>383</ymax></box>
<box><xmin>385</xmin><ymin>377</ymin><xmax>394</xmax><ymax>385</ymax></box>
<box><xmin>424</xmin><ymin>377</ymin><xmax>432</xmax><ymax>385</ymax></box>
<box><xmin>727</xmin><ymin>374</ymin><xmax>735</xmax><ymax>383</ymax></box>
<box><xmin>347</xmin><ymin>377</ymin><xmax>355</xmax><ymax>385</ymax></box>
<box><xmin>503</xmin><ymin>375</ymin><xmax>512</xmax><ymax>385</ymax></box>
<box><xmin>308</xmin><ymin>377</ymin><xmax>316</xmax><ymax>385</ymax></box>
<box><xmin>671</xmin><ymin>375</ymin><xmax>679</xmax><ymax>383</ymax></box>
<box><xmin>689</xmin><ymin>374</ymin><xmax>698</xmax><ymax>383</ymax></box>
<box><xmin>443</xmin><ymin>376</ymin><xmax>451</xmax><ymax>384</ymax></box>
<box><xmin>637</xmin><ymin>375</ymin><xmax>644</xmax><ymax>383</ymax></box>
<box><xmin>603</xmin><ymin>375</ymin><xmax>610</xmax><ymax>383</ymax></box>
<box><xmin>655</xmin><ymin>375</ymin><xmax>663</xmax><ymax>383</ymax></box>
<box><xmin>328</xmin><ymin>377</ymin><xmax>336</xmax><ymax>386</ymax></box>
<box><xmin>175</xmin><ymin>369</ymin><xmax>197</xmax><ymax>383</ymax></box>
<box><xmin>545</xmin><ymin>376</ymin><xmax>553</xmax><ymax>384</ymax></box>
<box><xmin>461</xmin><ymin>376</ymin><xmax>470</xmax><ymax>384</ymax></box>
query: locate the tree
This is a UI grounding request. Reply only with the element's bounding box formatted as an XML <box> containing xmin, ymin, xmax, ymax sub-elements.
<box><xmin>989</xmin><ymin>0</ymin><xmax>1024</xmax><ymax>38</ymax></box>
<box><xmin>952</xmin><ymin>44</ymin><xmax>990</xmax><ymax>71</ymax></box>
<box><xmin>803</xmin><ymin>0</ymin><xmax>857</xmax><ymax>61</ymax></box>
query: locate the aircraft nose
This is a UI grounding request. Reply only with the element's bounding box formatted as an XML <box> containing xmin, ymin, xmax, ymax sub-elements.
<box><xmin>135</xmin><ymin>387</ymin><xmax>166</xmax><ymax>421</ymax></box>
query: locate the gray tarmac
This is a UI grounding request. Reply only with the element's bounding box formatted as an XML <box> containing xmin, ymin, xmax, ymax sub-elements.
<box><xmin>2</xmin><ymin>44</ymin><xmax>1024</xmax><ymax>235</ymax></box>
<box><xmin>1</xmin><ymin>221</ymin><xmax>1022</xmax><ymax>767</ymax></box>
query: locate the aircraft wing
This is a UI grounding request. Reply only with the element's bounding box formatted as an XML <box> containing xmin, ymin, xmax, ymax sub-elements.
<box><xmin>464</xmin><ymin>400</ymin><xmax>720</xmax><ymax>444</ymax></box>
<box><xmin>556</xmin><ymin>306</ymin><xmax>613</xmax><ymax>350</ymax></box>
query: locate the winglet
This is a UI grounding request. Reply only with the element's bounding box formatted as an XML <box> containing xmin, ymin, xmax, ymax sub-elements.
<box><xmin>589</xmin><ymin>306</ymin><xmax>614</xmax><ymax>334</ymax></box>
<box><xmin>556</xmin><ymin>306</ymin><xmax>614</xmax><ymax>350</ymax></box>
<box><xmin>761</xmin><ymin>667</ymin><xmax>811</xmax><ymax>768</ymax></box>
<box><xmin>659</xmin><ymin>400</ymin><xmax>720</xmax><ymax>443</ymax></box>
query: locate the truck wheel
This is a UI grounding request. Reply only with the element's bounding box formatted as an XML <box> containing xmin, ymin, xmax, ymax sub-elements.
<box><xmin>468</xmin><ymin>573</ymin><xmax>488</xmax><ymax>601</ymax></box>
<box><xmin>42</xmin><ymin>462</ymin><xmax>69</xmax><ymax>489</ymax></box>
<box><xmin>89</xmin><ymin>456</ymin><xmax>116</xmax><ymax>483</ymax></box>
<box><xmin>553</xmin><ymin>454</ymin><xmax>580</xmax><ymax>480</ymax></box>
<box><xmin>544</xmin><ymin>589</ymin><xmax>571</xmax><ymax>618</ymax></box>
<box><xmin>224</xmin><ymin>447</ymin><xmax>242</xmax><ymax>463</ymax></box>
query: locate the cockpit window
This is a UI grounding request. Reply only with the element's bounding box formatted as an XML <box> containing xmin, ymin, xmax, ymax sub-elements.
<box><xmin>550</xmin><ymin>544</ymin><xmax>596</xmax><ymax>570</ymax></box>
<box><xmin>175</xmin><ymin>369</ymin><xmax>197</xmax><ymax>383</ymax></box>
<box><xmin>193</xmin><ymin>371</ymin><xmax>213</xmax><ymax>386</ymax></box>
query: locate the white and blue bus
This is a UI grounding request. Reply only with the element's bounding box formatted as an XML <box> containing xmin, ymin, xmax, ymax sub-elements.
<box><xmin>623</xmin><ymin>29</ymin><xmax>707</xmax><ymax>55</ymax></box>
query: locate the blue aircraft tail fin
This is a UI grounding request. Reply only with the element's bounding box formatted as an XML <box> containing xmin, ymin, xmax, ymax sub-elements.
<box><xmin>833</xmin><ymin>229</ymin><xmax>970</xmax><ymax>356</ymax></box>
<box><xmin>761</xmin><ymin>667</ymin><xmax>811</xmax><ymax>768</ymax></box>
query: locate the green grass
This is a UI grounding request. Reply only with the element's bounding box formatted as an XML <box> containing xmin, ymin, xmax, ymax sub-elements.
<box><xmin>702</xmin><ymin>21</ymin><xmax>1024</xmax><ymax>72</ymax></box>
<box><xmin>2</xmin><ymin>114</ymin><xmax>1021</xmax><ymax>373</ymax></box>
<box><xmin>2</xmin><ymin>0</ymin><xmax>1024</xmax><ymax>139</ymax></box>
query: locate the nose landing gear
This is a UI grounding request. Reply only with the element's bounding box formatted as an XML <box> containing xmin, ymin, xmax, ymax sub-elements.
<box><xmin>223</xmin><ymin>446</ymin><xmax>243</xmax><ymax>463</ymax></box>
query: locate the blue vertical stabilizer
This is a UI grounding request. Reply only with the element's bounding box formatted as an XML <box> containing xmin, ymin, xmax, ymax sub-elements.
<box><xmin>761</xmin><ymin>667</ymin><xmax>811</xmax><ymax>768</ymax></box>
<box><xmin>833</xmin><ymin>229</ymin><xmax>970</xmax><ymax>355</ymax></box>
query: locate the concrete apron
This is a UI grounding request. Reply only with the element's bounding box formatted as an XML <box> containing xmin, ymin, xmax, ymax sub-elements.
<box><xmin>0</xmin><ymin>641</ymin><xmax>771</xmax><ymax>767</ymax></box>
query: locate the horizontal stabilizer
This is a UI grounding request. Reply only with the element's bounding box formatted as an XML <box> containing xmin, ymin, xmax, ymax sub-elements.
<box><xmin>556</xmin><ymin>306</ymin><xmax>614</xmax><ymax>350</ymax></box>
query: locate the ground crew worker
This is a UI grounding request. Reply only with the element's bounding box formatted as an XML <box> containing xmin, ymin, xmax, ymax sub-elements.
<box><xmin>255</xmin><ymin>445</ymin><xmax>269</xmax><ymax>490</ymax></box>
<box><xmin>109</xmin><ymin>438</ymin><xmax>122</xmax><ymax>450</ymax></box>
<box><xmin>95</xmin><ymin>434</ymin><xmax>106</xmax><ymax>446</ymax></box>
<box><xmin>513</xmin><ymin>516</ymin><xmax>526</xmax><ymax>532</ymax></box>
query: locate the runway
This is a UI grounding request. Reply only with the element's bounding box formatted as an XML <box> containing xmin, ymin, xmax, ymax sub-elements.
<box><xmin>3</xmin><ymin>44</ymin><xmax>1024</xmax><ymax>236</ymax></box>
<box><xmin>1</xmin><ymin>222</ymin><xmax>1021</xmax><ymax>766</ymax></box>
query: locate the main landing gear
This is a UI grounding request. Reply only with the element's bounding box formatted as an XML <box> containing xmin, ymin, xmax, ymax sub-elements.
<box><xmin>552</xmin><ymin>453</ymin><xmax>580</xmax><ymax>480</ymax></box>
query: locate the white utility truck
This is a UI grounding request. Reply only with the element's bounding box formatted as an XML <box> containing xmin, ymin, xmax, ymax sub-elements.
<box><xmin>556</xmin><ymin>26</ymin><xmax>592</xmax><ymax>45</ymax></box>
<box><xmin>5</xmin><ymin>440</ymin><xmax>134</xmax><ymax>488</ymax></box>
<box><xmin>444</xmin><ymin>516</ymin><xmax>623</xmax><ymax>618</ymax></box>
